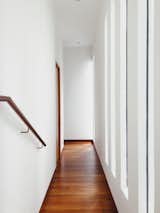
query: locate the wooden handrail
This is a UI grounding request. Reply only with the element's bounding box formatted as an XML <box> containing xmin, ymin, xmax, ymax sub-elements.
<box><xmin>0</xmin><ymin>96</ymin><xmax>46</xmax><ymax>147</ymax></box>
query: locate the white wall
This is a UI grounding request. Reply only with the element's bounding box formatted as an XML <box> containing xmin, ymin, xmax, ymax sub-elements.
<box><xmin>94</xmin><ymin>0</ymin><xmax>148</xmax><ymax>213</ymax></box>
<box><xmin>63</xmin><ymin>47</ymin><xmax>94</xmax><ymax>140</ymax></box>
<box><xmin>0</xmin><ymin>1</ymin><xmax>59</xmax><ymax>212</ymax></box>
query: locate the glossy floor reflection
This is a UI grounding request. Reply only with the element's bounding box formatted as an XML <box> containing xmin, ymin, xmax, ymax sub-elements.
<box><xmin>40</xmin><ymin>141</ymin><xmax>118</xmax><ymax>213</ymax></box>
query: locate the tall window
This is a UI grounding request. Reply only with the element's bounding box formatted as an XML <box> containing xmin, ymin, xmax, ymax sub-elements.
<box><xmin>110</xmin><ymin>0</ymin><xmax>116</xmax><ymax>177</ymax></box>
<box><xmin>148</xmin><ymin>0</ymin><xmax>155</xmax><ymax>211</ymax></box>
<box><xmin>105</xmin><ymin>13</ymin><xmax>109</xmax><ymax>165</ymax></box>
<box><xmin>120</xmin><ymin>0</ymin><xmax>128</xmax><ymax>196</ymax></box>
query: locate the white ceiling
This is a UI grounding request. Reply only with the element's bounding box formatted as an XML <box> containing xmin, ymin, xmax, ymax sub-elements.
<box><xmin>55</xmin><ymin>0</ymin><xmax>100</xmax><ymax>47</ymax></box>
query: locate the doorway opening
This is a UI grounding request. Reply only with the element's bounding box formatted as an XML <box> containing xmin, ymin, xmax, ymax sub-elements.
<box><xmin>56</xmin><ymin>63</ymin><xmax>61</xmax><ymax>165</ymax></box>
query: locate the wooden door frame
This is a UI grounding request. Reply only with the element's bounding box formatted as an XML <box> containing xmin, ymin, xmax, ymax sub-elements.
<box><xmin>56</xmin><ymin>62</ymin><xmax>61</xmax><ymax>164</ymax></box>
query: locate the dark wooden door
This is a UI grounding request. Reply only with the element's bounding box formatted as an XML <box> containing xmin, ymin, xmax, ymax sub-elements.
<box><xmin>56</xmin><ymin>63</ymin><xmax>61</xmax><ymax>164</ymax></box>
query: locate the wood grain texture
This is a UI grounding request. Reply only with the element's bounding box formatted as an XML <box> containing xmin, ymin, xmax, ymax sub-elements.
<box><xmin>40</xmin><ymin>141</ymin><xmax>118</xmax><ymax>212</ymax></box>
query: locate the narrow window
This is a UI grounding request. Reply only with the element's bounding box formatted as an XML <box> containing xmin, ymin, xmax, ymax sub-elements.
<box><xmin>105</xmin><ymin>13</ymin><xmax>109</xmax><ymax>165</ymax></box>
<box><xmin>148</xmin><ymin>0</ymin><xmax>155</xmax><ymax>211</ymax></box>
<box><xmin>120</xmin><ymin>0</ymin><xmax>128</xmax><ymax>196</ymax></box>
<box><xmin>110</xmin><ymin>0</ymin><xmax>116</xmax><ymax>176</ymax></box>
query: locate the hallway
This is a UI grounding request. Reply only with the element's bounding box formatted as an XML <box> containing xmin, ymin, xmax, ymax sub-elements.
<box><xmin>1</xmin><ymin>0</ymin><xmax>160</xmax><ymax>212</ymax></box>
<box><xmin>40</xmin><ymin>141</ymin><xmax>118</xmax><ymax>212</ymax></box>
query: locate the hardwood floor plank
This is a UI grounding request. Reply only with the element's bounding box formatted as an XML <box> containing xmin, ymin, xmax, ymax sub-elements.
<box><xmin>40</xmin><ymin>141</ymin><xmax>118</xmax><ymax>212</ymax></box>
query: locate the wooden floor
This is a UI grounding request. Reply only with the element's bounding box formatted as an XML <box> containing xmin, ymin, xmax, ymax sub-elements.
<box><xmin>40</xmin><ymin>141</ymin><xmax>118</xmax><ymax>213</ymax></box>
